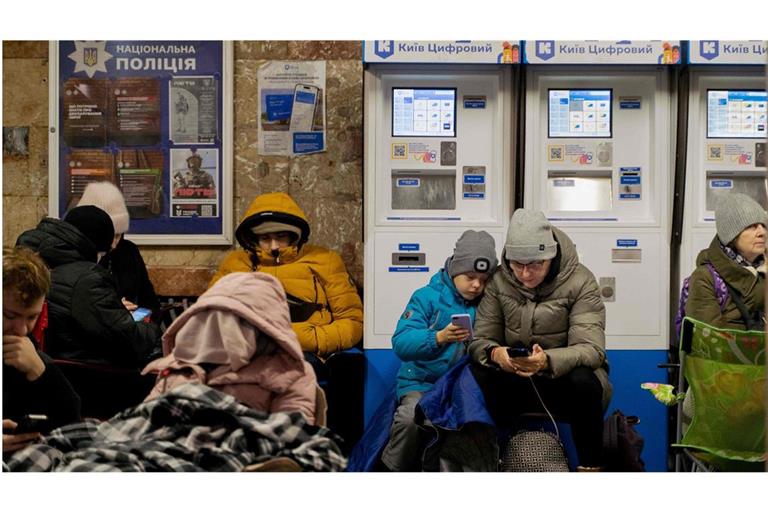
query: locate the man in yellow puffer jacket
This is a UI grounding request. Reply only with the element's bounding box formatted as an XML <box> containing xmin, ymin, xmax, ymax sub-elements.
<box><xmin>210</xmin><ymin>192</ymin><xmax>363</xmax><ymax>358</ymax></box>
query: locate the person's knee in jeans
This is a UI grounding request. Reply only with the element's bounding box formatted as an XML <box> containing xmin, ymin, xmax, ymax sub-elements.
<box><xmin>380</xmin><ymin>392</ymin><xmax>426</xmax><ymax>471</ymax></box>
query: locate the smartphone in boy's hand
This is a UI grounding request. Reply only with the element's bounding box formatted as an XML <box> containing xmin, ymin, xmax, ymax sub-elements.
<box><xmin>451</xmin><ymin>313</ymin><xmax>473</xmax><ymax>340</ymax></box>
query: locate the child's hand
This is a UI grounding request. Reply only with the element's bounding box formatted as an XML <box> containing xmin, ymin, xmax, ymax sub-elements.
<box><xmin>436</xmin><ymin>324</ymin><xmax>470</xmax><ymax>345</ymax></box>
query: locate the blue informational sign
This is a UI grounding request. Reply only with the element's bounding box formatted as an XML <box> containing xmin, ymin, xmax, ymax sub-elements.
<box><xmin>620</xmin><ymin>176</ymin><xmax>641</xmax><ymax>185</ymax></box>
<box><xmin>397</xmin><ymin>178</ymin><xmax>421</xmax><ymax>187</ymax></box>
<box><xmin>389</xmin><ymin>267</ymin><xmax>430</xmax><ymax>272</ymax></box>
<box><xmin>616</xmin><ymin>239</ymin><xmax>638</xmax><ymax>247</ymax></box>
<box><xmin>265</xmin><ymin>94</ymin><xmax>293</xmax><ymax>121</ymax></box>
<box><xmin>293</xmin><ymin>132</ymin><xmax>324</xmax><ymax>154</ymax></box>
<box><xmin>710</xmin><ymin>180</ymin><xmax>733</xmax><ymax>188</ymax></box>
<box><xmin>463</xmin><ymin>175</ymin><xmax>485</xmax><ymax>184</ymax></box>
<box><xmin>398</xmin><ymin>243</ymin><xmax>420</xmax><ymax>251</ymax></box>
<box><xmin>464</xmin><ymin>98</ymin><xmax>486</xmax><ymax>109</ymax></box>
<box><xmin>56</xmin><ymin>41</ymin><xmax>227</xmax><ymax>238</ymax></box>
<box><xmin>463</xmin><ymin>193</ymin><xmax>485</xmax><ymax>199</ymax></box>
<box><xmin>619</xmin><ymin>98</ymin><xmax>641</xmax><ymax>109</ymax></box>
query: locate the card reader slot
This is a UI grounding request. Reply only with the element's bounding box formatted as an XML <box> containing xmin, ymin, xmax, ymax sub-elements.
<box><xmin>392</xmin><ymin>252</ymin><xmax>426</xmax><ymax>265</ymax></box>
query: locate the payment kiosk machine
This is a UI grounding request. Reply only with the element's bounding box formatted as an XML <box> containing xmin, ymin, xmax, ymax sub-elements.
<box><xmin>679</xmin><ymin>41</ymin><xmax>768</xmax><ymax>280</ymax></box>
<box><xmin>524</xmin><ymin>41</ymin><xmax>679</xmax><ymax>350</ymax></box>
<box><xmin>363</xmin><ymin>41</ymin><xmax>517</xmax><ymax>349</ymax></box>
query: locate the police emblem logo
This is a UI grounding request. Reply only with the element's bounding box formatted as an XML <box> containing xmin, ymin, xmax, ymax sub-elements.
<box><xmin>84</xmin><ymin>48</ymin><xmax>98</xmax><ymax>67</ymax></box>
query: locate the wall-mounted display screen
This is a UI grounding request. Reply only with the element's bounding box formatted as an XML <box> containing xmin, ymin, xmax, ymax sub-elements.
<box><xmin>707</xmin><ymin>90</ymin><xmax>767</xmax><ymax>139</ymax></box>
<box><xmin>548</xmin><ymin>89</ymin><xmax>612</xmax><ymax>138</ymax></box>
<box><xmin>392</xmin><ymin>88</ymin><xmax>456</xmax><ymax>137</ymax></box>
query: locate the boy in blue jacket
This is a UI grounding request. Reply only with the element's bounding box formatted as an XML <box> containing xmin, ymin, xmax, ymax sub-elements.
<box><xmin>380</xmin><ymin>230</ymin><xmax>498</xmax><ymax>471</ymax></box>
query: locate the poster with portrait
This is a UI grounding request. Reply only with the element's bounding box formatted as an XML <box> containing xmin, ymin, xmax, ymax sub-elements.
<box><xmin>170</xmin><ymin>148</ymin><xmax>218</xmax><ymax>218</ymax></box>
<box><xmin>50</xmin><ymin>41</ymin><xmax>233</xmax><ymax>244</ymax></box>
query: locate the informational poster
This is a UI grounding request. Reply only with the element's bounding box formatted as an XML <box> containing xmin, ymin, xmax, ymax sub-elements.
<box><xmin>50</xmin><ymin>41</ymin><xmax>233</xmax><ymax>244</ymax></box>
<box><xmin>257</xmin><ymin>61</ymin><xmax>326</xmax><ymax>156</ymax></box>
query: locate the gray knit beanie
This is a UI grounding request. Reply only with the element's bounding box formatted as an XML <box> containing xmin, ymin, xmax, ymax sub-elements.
<box><xmin>504</xmin><ymin>209</ymin><xmax>558</xmax><ymax>263</ymax></box>
<box><xmin>715</xmin><ymin>193</ymin><xmax>767</xmax><ymax>245</ymax></box>
<box><xmin>447</xmin><ymin>230</ymin><xmax>498</xmax><ymax>278</ymax></box>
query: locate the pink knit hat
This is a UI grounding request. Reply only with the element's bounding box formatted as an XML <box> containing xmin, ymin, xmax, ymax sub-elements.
<box><xmin>77</xmin><ymin>181</ymin><xmax>130</xmax><ymax>234</ymax></box>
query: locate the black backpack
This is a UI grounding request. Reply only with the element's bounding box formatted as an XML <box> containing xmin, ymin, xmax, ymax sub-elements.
<box><xmin>603</xmin><ymin>410</ymin><xmax>646</xmax><ymax>471</ymax></box>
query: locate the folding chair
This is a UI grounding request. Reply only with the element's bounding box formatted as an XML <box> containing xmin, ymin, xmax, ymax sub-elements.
<box><xmin>673</xmin><ymin>317</ymin><xmax>766</xmax><ymax>471</ymax></box>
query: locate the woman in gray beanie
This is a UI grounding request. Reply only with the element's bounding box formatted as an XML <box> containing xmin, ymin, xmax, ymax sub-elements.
<box><xmin>684</xmin><ymin>193</ymin><xmax>767</xmax><ymax>330</ymax></box>
<box><xmin>467</xmin><ymin>208</ymin><xmax>611</xmax><ymax>470</ymax></box>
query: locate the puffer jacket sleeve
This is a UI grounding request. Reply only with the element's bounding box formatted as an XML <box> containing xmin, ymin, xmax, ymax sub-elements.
<box><xmin>270</xmin><ymin>360</ymin><xmax>317</xmax><ymax>424</ymax></box>
<box><xmin>468</xmin><ymin>278</ymin><xmax>507</xmax><ymax>366</ymax></box>
<box><xmin>71</xmin><ymin>271</ymin><xmax>161</xmax><ymax>368</ymax></box>
<box><xmin>294</xmin><ymin>251</ymin><xmax>363</xmax><ymax>356</ymax></box>
<box><xmin>684</xmin><ymin>266</ymin><xmax>725</xmax><ymax>327</ymax></box>
<box><xmin>208</xmin><ymin>249</ymin><xmax>253</xmax><ymax>288</ymax></box>
<box><xmin>544</xmin><ymin>271</ymin><xmax>606</xmax><ymax>378</ymax></box>
<box><xmin>391</xmin><ymin>287</ymin><xmax>442</xmax><ymax>361</ymax></box>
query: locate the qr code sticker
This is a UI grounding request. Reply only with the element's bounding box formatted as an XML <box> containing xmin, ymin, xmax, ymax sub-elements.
<box><xmin>392</xmin><ymin>143</ymin><xmax>407</xmax><ymax>159</ymax></box>
<box><xmin>708</xmin><ymin>145</ymin><xmax>723</xmax><ymax>161</ymax></box>
<box><xmin>201</xmin><ymin>204</ymin><xmax>213</xmax><ymax>217</ymax></box>
<box><xmin>548</xmin><ymin>145</ymin><xmax>564</xmax><ymax>162</ymax></box>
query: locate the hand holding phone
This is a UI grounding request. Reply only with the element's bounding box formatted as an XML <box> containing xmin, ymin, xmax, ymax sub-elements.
<box><xmin>507</xmin><ymin>347</ymin><xmax>531</xmax><ymax>358</ymax></box>
<box><xmin>14</xmin><ymin>414</ymin><xmax>48</xmax><ymax>434</ymax></box>
<box><xmin>449</xmin><ymin>314</ymin><xmax>473</xmax><ymax>341</ymax></box>
<box><xmin>131</xmin><ymin>307</ymin><xmax>152</xmax><ymax>322</ymax></box>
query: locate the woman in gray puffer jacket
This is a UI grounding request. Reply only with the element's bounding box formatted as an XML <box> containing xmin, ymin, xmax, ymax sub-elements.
<box><xmin>468</xmin><ymin>209</ymin><xmax>612</xmax><ymax>470</ymax></box>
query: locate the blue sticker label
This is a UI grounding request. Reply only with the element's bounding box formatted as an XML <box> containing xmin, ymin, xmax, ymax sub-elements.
<box><xmin>710</xmin><ymin>180</ymin><xmax>733</xmax><ymax>189</ymax></box>
<box><xmin>397</xmin><ymin>178</ymin><xmax>420</xmax><ymax>187</ymax></box>
<box><xmin>616</xmin><ymin>239</ymin><xmax>638</xmax><ymax>247</ymax></box>
<box><xmin>463</xmin><ymin>193</ymin><xmax>485</xmax><ymax>199</ymax></box>
<box><xmin>398</xmin><ymin>243</ymin><xmax>420</xmax><ymax>251</ymax></box>
<box><xmin>553</xmin><ymin>179</ymin><xmax>575</xmax><ymax>187</ymax></box>
<box><xmin>389</xmin><ymin>266</ymin><xmax>430</xmax><ymax>272</ymax></box>
<box><xmin>619</xmin><ymin>98</ymin><xmax>641</xmax><ymax>109</ymax></box>
<box><xmin>464</xmin><ymin>99</ymin><xmax>486</xmax><ymax>109</ymax></box>
<box><xmin>265</xmin><ymin>94</ymin><xmax>293</xmax><ymax>121</ymax></box>
<box><xmin>620</xmin><ymin>176</ymin><xmax>641</xmax><ymax>185</ymax></box>
<box><xmin>293</xmin><ymin>132</ymin><xmax>324</xmax><ymax>154</ymax></box>
<box><xmin>619</xmin><ymin>193</ymin><xmax>641</xmax><ymax>199</ymax></box>
<box><xmin>463</xmin><ymin>175</ymin><xmax>485</xmax><ymax>184</ymax></box>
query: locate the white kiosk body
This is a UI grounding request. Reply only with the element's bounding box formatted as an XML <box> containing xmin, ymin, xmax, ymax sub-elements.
<box><xmin>680</xmin><ymin>41</ymin><xmax>768</xmax><ymax>282</ymax></box>
<box><xmin>524</xmin><ymin>41</ymin><xmax>678</xmax><ymax>350</ymax></box>
<box><xmin>364</xmin><ymin>42</ymin><xmax>517</xmax><ymax>349</ymax></box>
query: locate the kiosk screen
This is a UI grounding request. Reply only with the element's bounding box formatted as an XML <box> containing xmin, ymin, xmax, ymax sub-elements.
<box><xmin>707</xmin><ymin>90</ymin><xmax>767</xmax><ymax>139</ymax></box>
<box><xmin>392</xmin><ymin>88</ymin><xmax>456</xmax><ymax>137</ymax></box>
<box><xmin>548</xmin><ymin>89</ymin><xmax>612</xmax><ymax>138</ymax></box>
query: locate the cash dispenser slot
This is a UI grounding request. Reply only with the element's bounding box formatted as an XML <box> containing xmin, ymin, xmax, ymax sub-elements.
<box><xmin>547</xmin><ymin>170</ymin><xmax>613</xmax><ymax>212</ymax></box>
<box><xmin>705</xmin><ymin>170</ymin><xmax>767</xmax><ymax>211</ymax></box>
<box><xmin>391</xmin><ymin>169</ymin><xmax>456</xmax><ymax>210</ymax></box>
<box><xmin>392</xmin><ymin>252</ymin><xmax>426</xmax><ymax>265</ymax></box>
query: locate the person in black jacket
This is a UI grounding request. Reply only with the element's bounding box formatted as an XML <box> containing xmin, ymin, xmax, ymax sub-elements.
<box><xmin>76</xmin><ymin>181</ymin><xmax>159</xmax><ymax>312</ymax></box>
<box><xmin>3</xmin><ymin>247</ymin><xmax>81</xmax><ymax>456</ymax></box>
<box><xmin>15</xmin><ymin>205</ymin><xmax>161</xmax><ymax>368</ymax></box>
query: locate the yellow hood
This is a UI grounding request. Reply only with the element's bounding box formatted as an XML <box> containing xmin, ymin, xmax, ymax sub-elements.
<box><xmin>236</xmin><ymin>192</ymin><xmax>311</xmax><ymax>251</ymax></box>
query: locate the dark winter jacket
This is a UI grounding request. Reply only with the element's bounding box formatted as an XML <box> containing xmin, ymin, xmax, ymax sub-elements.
<box><xmin>468</xmin><ymin>227</ymin><xmax>612</xmax><ymax>408</ymax></box>
<box><xmin>685</xmin><ymin>235</ymin><xmax>766</xmax><ymax>330</ymax></box>
<box><xmin>99</xmin><ymin>237</ymin><xmax>160</xmax><ymax>311</ymax></box>
<box><xmin>2</xmin><ymin>345</ymin><xmax>81</xmax><ymax>432</ymax></box>
<box><xmin>16</xmin><ymin>218</ymin><xmax>160</xmax><ymax>368</ymax></box>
